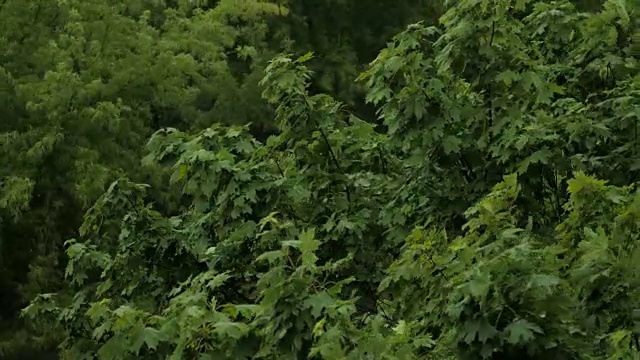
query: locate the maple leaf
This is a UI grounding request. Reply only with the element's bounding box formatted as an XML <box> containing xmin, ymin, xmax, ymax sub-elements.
<box><xmin>505</xmin><ymin>319</ymin><xmax>543</xmax><ymax>345</ymax></box>
<box><xmin>214</xmin><ymin>322</ymin><xmax>249</xmax><ymax>340</ymax></box>
<box><xmin>304</xmin><ymin>292</ymin><xmax>335</xmax><ymax>318</ymax></box>
<box><xmin>143</xmin><ymin>327</ymin><xmax>162</xmax><ymax>350</ymax></box>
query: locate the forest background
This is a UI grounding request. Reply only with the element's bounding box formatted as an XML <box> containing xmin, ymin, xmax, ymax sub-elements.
<box><xmin>0</xmin><ymin>0</ymin><xmax>638</xmax><ymax>359</ymax></box>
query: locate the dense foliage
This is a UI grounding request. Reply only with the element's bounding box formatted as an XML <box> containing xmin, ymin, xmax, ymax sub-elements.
<box><xmin>0</xmin><ymin>0</ymin><xmax>429</xmax><ymax>356</ymax></box>
<box><xmin>1</xmin><ymin>0</ymin><xmax>639</xmax><ymax>358</ymax></box>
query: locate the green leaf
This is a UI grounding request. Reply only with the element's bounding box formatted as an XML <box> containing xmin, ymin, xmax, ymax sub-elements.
<box><xmin>442</xmin><ymin>135</ymin><xmax>462</xmax><ymax>154</ymax></box>
<box><xmin>143</xmin><ymin>327</ymin><xmax>162</xmax><ymax>350</ymax></box>
<box><xmin>495</xmin><ymin>70</ymin><xmax>519</xmax><ymax>87</ymax></box>
<box><xmin>299</xmin><ymin>228</ymin><xmax>319</xmax><ymax>266</ymax></box>
<box><xmin>304</xmin><ymin>291</ymin><xmax>335</xmax><ymax>318</ymax></box>
<box><xmin>256</xmin><ymin>250</ymin><xmax>283</xmax><ymax>263</ymax></box>
<box><xmin>214</xmin><ymin>322</ymin><xmax>249</xmax><ymax>340</ymax></box>
<box><xmin>505</xmin><ymin>319</ymin><xmax>543</xmax><ymax>345</ymax></box>
<box><xmin>205</xmin><ymin>273</ymin><xmax>231</xmax><ymax>290</ymax></box>
<box><xmin>297</xmin><ymin>52</ymin><xmax>314</xmax><ymax>63</ymax></box>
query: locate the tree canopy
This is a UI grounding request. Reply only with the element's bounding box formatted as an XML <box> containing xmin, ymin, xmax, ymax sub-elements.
<box><xmin>1</xmin><ymin>0</ymin><xmax>639</xmax><ymax>359</ymax></box>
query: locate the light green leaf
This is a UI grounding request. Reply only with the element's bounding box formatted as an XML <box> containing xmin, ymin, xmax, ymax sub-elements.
<box><xmin>256</xmin><ymin>250</ymin><xmax>283</xmax><ymax>263</ymax></box>
<box><xmin>140</xmin><ymin>327</ymin><xmax>161</xmax><ymax>350</ymax></box>
<box><xmin>215</xmin><ymin>322</ymin><xmax>249</xmax><ymax>340</ymax></box>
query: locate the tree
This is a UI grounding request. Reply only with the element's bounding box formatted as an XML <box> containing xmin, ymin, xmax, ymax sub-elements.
<box><xmin>0</xmin><ymin>0</ymin><xmax>284</xmax><ymax>355</ymax></box>
<box><xmin>24</xmin><ymin>0</ymin><xmax>640</xmax><ymax>359</ymax></box>
<box><xmin>0</xmin><ymin>0</ymin><xmax>439</xmax><ymax>354</ymax></box>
